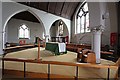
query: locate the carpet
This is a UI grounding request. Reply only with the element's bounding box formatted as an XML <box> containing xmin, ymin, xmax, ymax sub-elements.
<box><xmin>3</xmin><ymin>47</ymin><xmax>118</xmax><ymax>79</ymax></box>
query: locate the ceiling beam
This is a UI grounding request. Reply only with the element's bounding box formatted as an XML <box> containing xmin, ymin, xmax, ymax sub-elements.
<box><xmin>60</xmin><ymin>2</ymin><xmax>65</xmax><ymax>16</ymax></box>
<box><xmin>54</xmin><ymin>2</ymin><xmax>57</xmax><ymax>14</ymax></box>
<box><xmin>47</xmin><ymin>2</ymin><xmax>50</xmax><ymax>13</ymax></box>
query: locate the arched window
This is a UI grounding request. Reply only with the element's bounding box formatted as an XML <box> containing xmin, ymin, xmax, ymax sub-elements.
<box><xmin>76</xmin><ymin>2</ymin><xmax>90</xmax><ymax>34</ymax></box>
<box><xmin>19</xmin><ymin>24</ymin><xmax>30</xmax><ymax>39</ymax></box>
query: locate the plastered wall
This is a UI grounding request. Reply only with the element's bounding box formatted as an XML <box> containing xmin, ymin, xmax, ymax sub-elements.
<box><xmin>6</xmin><ymin>18</ymin><xmax>44</xmax><ymax>44</ymax></box>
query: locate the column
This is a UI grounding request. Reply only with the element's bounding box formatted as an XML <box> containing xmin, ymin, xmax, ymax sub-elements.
<box><xmin>91</xmin><ymin>25</ymin><xmax>104</xmax><ymax>64</ymax></box>
<box><xmin>92</xmin><ymin>31</ymin><xmax>102</xmax><ymax>63</ymax></box>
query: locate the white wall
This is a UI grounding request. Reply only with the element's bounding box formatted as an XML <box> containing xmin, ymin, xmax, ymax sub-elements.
<box><xmin>6</xmin><ymin>18</ymin><xmax>44</xmax><ymax>44</ymax></box>
<box><xmin>89</xmin><ymin>2</ymin><xmax>101</xmax><ymax>28</ymax></box>
<box><xmin>1</xmin><ymin>2</ymin><xmax>71</xmax><ymax>49</ymax></box>
<box><xmin>0</xmin><ymin>1</ymin><xmax>3</xmax><ymax>54</ymax></box>
<box><xmin>99</xmin><ymin>2</ymin><xmax>110</xmax><ymax>45</ymax></box>
<box><xmin>108</xmin><ymin>2</ymin><xmax>118</xmax><ymax>33</ymax></box>
<box><xmin>71</xmin><ymin>2</ymin><xmax>118</xmax><ymax>46</ymax></box>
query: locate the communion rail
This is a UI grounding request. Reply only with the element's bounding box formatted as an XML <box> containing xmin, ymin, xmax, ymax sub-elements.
<box><xmin>1</xmin><ymin>58</ymin><xmax>118</xmax><ymax>80</ymax></box>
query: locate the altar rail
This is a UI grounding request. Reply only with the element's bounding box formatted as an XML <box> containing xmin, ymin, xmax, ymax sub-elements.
<box><xmin>2</xmin><ymin>58</ymin><xmax>118</xmax><ymax>80</ymax></box>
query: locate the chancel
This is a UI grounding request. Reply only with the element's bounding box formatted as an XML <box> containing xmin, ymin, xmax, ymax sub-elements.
<box><xmin>0</xmin><ymin>0</ymin><xmax>120</xmax><ymax>80</ymax></box>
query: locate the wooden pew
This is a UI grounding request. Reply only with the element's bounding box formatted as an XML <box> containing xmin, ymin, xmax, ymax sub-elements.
<box><xmin>3</xmin><ymin>44</ymin><xmax>35</xmax><ymax>54</ymax></box>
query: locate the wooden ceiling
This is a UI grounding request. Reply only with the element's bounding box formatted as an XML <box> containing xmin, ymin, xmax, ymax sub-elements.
<box><xmin>18</xmin><ymin>2</ymin><xmax>80</xmax><ymax>20</ymax></box>
<box><xmin>12</xmin><ymin>11</ymin><xmax>40</xmax><ymax>23</ymax></box>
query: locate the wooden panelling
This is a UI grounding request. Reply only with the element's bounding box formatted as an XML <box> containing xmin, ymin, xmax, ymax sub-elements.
<box><xmin>65</xmin><ymin>2</ymin><xmax>74</xmax><ymax>19</ymax></box>
<box><xmin>48</xmin><ymin>2</ymin><xmax>57</xmax><ymax>14</ymax></box>
<box><xmin>39</xmin><ymin>2</ymin><xmax>48</xmax><ymax>12</ymax></box>
<box><xmin>30</xmin><ymin>2</ymin><xmax>39</xmax><ymax>9</ymax></box>
<box><xmin>69</xmin><ymin>2</ymin><xmax>80</xmax><ymax>19</ymax></box>
<box><xmin>55</xmin><ymin>2</ymin><xmax>64</xmax><ymax>16</ymax></box>
<box><xmin>61</xmin><ymin>2</ymin><xmax>70</xmax><ymax>18</ymax></box>
<box><xmin>12</xmin><ymin>11</ymin><xmax>40</xmax><ymax>23</ymax></box>
<box><xmin>18</xmin><ymin>2</ymin><xmax>80</xmax><ymax>20</ymax></box>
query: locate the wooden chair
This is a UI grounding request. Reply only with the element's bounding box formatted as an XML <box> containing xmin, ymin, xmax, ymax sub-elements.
<box><xmin>77</xmin><ymin>48</ymin><xmax>96</xmax><ymax>64</ymax></box>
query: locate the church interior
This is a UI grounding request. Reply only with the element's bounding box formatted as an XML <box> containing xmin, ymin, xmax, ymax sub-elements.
<box><xmin>0</xmin><ymin>0</ymin><xmax>120</xmax><ymax>80</ymax></box>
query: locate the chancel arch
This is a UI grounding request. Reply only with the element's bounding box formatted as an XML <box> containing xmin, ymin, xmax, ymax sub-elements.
<box><xmin>3</xmin><ymin>10</ymin><xmax>45</xmax><ymax>48</ymax></box>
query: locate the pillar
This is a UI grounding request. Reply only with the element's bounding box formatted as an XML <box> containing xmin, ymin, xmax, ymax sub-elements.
<box><xmin>92</xmin><ymin>31</ymin><xmax>102</xmax><ymax>64</ymax></box>
<box><xmin>91</xmin><ymin>25</ymin><xmax>104</xmax><ymax>64</ymax></box>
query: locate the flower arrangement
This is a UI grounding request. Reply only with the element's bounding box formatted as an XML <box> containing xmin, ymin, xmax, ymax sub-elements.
<box><xmin>90</xmin><ymin>25</ymin><xmax>105</xmax><ymax>32</ymax></box>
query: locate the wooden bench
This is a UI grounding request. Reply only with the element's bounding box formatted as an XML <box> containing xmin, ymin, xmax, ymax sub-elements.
<box><xmin>3</xmin><ymin>44</ymin><xmax>35</xmax><ymax>55</ymax></box>
<box><xmin>66</xmin><ymin>43</ymin><xmax>91</xmax><ymax>52</ymax></box>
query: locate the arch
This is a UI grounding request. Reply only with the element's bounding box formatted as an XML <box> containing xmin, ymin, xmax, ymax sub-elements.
<box><xmin>49</xmin><ymin>19</ymin><xmax>69</xmax><ymax>42</ymax></box>
<box><xmin>2</xmin><ymin>9</ymin><xmax>45</xmax><ymax>48</ymax></box>
<box><xmin>3</xmin><ymin>9</ymin><xmax>45</xmax><ymax>33</ymax></box>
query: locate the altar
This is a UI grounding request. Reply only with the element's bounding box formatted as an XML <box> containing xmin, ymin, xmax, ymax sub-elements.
<box><xmin>45</xmin><ymin>42</ymin><xmax>67</xmax><ymax>55</ymax></box>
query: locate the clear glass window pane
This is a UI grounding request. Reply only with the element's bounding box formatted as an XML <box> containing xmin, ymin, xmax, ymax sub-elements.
<box><xmin>78</xmin><ymin>17</ymin><xmax>80</xmax><ymax>24</ymax></box>
<box><xmin>19</xmin><ymin>27</ymin><xmax>24</xmax><ymax>38</ymax></box>
<box><xmin>77</xmin><ymin>23</ymin><xmax>80</xmax><ymax>33</ymax></box>
<box><xmin>76</xmin><ymin>2</ymin><xmax>89</xmax><ymax>34</ymax></box>
<box><xmin>86</xmin><ymin>13</ymin><xmax>89</xmax><ymax>20</ymax></box>
<box><xmin>78</xmin><ymin>9</ymin><xmax>83</xmax><ymax>17</ymax></box>
<box><xmin>22</xmin><ymin>24</ymin><xmax>27</xmax><ymax>29</ymax></box>
<box><xmin>81</xmin><ymin>16</ymin><xmax>84</xmax><ymax>26</ymax></box>
<box><xmin>19</xmin><ymin>24</ymin><xmax>30</xmax><ymax>39</ymax></box>
<box><xmin>81</xmin><ymin>24</ymin><xmax>84</xmax><ymax>33</ymax></box>
<box><xmin>83</xmin><ymin>3</ymin><xmax>88</xmax><ymax>12</ymax></box>
<box><xmin>86</xmin><ymin>13</ymin><xmax>90</xmax><ymax>32</ymax></box>
<box><xmin>77</xmin><ymin>18</ymin><xmax>80</xmax><ymax>33</ymax></box>
<box><xmin>25</xmin><ymin>29</ymin><xmax>29</xmax><ymax>38</ymax></box>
